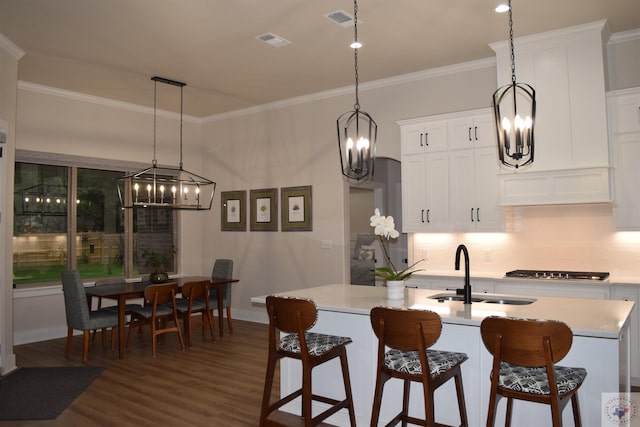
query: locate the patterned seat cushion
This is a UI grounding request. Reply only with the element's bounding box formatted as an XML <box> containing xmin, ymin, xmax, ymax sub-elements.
<box><xmin>497</xmin><ymin>362</ymin><xmax>587</xmax><ymax>395</ymax></box>
<box><xmin>279</xmin><ymin>332</ymin><xmax>352</xmax><ymax>356</ymax></box>
<box><xmin>384</xmin><ymin>348</ymin><xmax>468</xmax><ymax>377</ymax></box>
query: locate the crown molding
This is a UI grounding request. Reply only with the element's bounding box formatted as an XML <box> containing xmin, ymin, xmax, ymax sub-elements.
<box><xmin>204</xmin><ymin>57</ymin><xmax>496</xmax><ymax>122</ymax></box>
<box><xmin>17</xmin><ymin>81</ymin><xmax>201</xmax><ymax>123</ymax></box>
<box><xmin>0</xmin><ymin>32</ymin><xmax>24</xmax><ymax>59</ymax></box>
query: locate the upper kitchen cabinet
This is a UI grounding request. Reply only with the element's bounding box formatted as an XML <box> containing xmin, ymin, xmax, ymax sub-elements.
<box><xmin>448</xmin><ymin>112</ymin><xmax>495</xmax><ymax>150</ymax></box>
<box><xmin>400</xmin><ymin>119</ymin><xmax>448</xmax><ymax>154</ymax></box>
<box><xmin>401</xmin><ymin>150</ymin><xmax>450</xmax><ymax>232</ymax></box>
<box><xmin>449</xmin><ymin>146</ymin><xmax>503</xmax><ymax>232</ymax></box>
<box><xmin>608</xmin><ymin>87</ymin><xmax>640</xmax><ymax>230</ymax></box>
<box><xmin>491</xmin><ymin>20</ymin><xmax>612</xmax><ymax>206</ymax></box>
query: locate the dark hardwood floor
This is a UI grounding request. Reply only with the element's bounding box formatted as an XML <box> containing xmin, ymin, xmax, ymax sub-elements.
<box><xmin>1</xmin><ymin>320</ymin><xmax>278</xmax><ymax>426</ymax></box>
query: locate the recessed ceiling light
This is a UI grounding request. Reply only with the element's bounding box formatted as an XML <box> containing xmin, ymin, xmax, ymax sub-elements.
<box><xmin>495</xmin><ymin>3</ymin><xmax>510</xmax><ymax>13</ymax></box>
<box><xmin>256</xmin><ymin>33</ymin><xmax>292</xmax><ymax>48</ymax></box>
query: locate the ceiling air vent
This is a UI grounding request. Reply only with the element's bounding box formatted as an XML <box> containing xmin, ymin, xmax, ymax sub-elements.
<box><xmin>256</xmin><ymin>33</ymin><xmax>291</xmax><ymax>48</ymax></box>
<box><xmin>325</xmin><ymin>10</ymin><xmax>355</xmax><ymax>28</ymax></box>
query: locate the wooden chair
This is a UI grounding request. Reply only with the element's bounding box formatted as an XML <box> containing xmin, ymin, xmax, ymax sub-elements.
<box><xmin>61</xmin><ymin>270</ymin><xmax>119</xmax><ymax>363</ymax></box>
<box><xmin>209</xmin><ymin>258</ymin><xmax>234</xmax><ymax>333</ymax></box>
<box><xmin>126</xmin><ymin>282</ymin><xmax>185</xmax><ymax>357</ymax></box>
<box><xmin>259</xmin><ymin>295</ymin><xmax>356</xmax><ymax>427</ymax></box>
<box><xmin>480</xmin><ymin>316</ymin><xmax>587</xmax><ymax>427</ymax></box>
<box><xmin>175</xmin><ymin>280</ymin><xmax>216</xmax><ymax>347</ymax></box>
<box><xmin>370</xmin><ymin>306</ymin><xmax>469</xmax><ymax>427</ymax></box>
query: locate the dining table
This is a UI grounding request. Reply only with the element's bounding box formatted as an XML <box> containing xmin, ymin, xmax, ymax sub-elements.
<box><xmin>85</xmin><ymin>275</ymin><xmax>238</xmax><ymax>359</ymax></box>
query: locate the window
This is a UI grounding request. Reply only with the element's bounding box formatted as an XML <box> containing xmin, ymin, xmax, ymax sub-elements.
<box><xmin>13</xmin><ymin>161</ymin><xmax>176</xmax><ymax>287</ymax></box>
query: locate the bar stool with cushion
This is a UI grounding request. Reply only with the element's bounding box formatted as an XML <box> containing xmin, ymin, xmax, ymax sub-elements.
<box><xmin>370</xmin><ymin>306</ymin><xmax>469</xmax><ymax>427</ymax></box>
<box><xmin>259</xmin><ymin>295</ymin><xmax>356</xmax><ymax>427</ymax></box>
<box><xmin>480</xmin><ymin>316</ymin><xmax>587</xmax><ymax>427</ymax></box>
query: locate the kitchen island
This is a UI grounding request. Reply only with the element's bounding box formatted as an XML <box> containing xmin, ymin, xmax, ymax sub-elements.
<box><xmin>251</xmin><ymin>284</ymin><xmax>634</xmax><ymax>427</ymax></box>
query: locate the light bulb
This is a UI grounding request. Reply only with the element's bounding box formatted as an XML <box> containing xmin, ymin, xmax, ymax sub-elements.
<box><xmin>495</xmin><ymin>3</ymin><xmax>510</xmax><ymax>13</ymax></box>
<box><xmin>501</xmin><ymin>117</ymin><xmax>512</xmax><ymax>132</ymax></box>
<box><xmin>514</xmin><ymin>114</ymin><xmax>525</xmax><ymax>131</ymax></box>
<box><xmin>350</xmin><ymin>41</ymin><xmax>362</xmax><ymax>49</ymax></box>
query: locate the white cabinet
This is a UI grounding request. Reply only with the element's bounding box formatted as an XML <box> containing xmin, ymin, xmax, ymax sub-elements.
<box><xmin>449</xmin><ymin>147</ymin><xmax>503</xmax><ymax>231</ymax></box>
<box><xmin>401</xmin><ymin>152</ymin><xmax>449</xmax><ymax>232</ymax></box>
<box><xmin>491</xmin><ymin>21</ymin><xmax>612</xmax><ymax>205</ymax></box>
<box><xmin>608</xmin><ymin>88</ymin><xmax>640</xmax><ymax>230</ymax></box>
<box><xmin>494</xmin><ymin>280</ymin><xmax>610</xmax><ymax>300</ymax></box>
<box><xmin>400</xmin><ymin>120</ymin><xmax>447</xmax><ymax>154</ymax></box>
<box><xmin>399</xmin><ymin>109</ymin><xmax>503</xmax><ymax>233</ymax></box>
<box><xmin>448</xmin><ymin>113</ymin><xmax>495</xmax><ymax>150</ymax></box>
<box><xmin>611</xmin><ymin>285</ymin><xmax>640</xmax><ymax>383</ymax></box>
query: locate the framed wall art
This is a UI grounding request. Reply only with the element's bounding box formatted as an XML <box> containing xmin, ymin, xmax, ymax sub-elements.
<box><xmin>250</xmin><ymin>188</ymin><xmax>278</xmax><ymax>231</ymax></box>
<box><xmin>221</xmin><ymin>190</ymin><xmax>246</xmax><ymax>231</ymax></box>
<box><xmin>281</xmin><ymin>185</ymin><xmax>312</xmax><ymax>231</ymax></box>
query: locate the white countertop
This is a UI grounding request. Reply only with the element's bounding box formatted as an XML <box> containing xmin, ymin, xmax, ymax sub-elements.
<box><xmin>251</xmin><ymin>284</ymin><xmax>634</xmax><ymax>339</ymax></box>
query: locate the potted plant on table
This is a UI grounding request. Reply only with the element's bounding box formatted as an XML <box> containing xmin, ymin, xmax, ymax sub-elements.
<box><xmin>369</xmin><ymin>208</ymin><xmax>423</xmax><ymax>299</ymax></box>
<box><xmin>141</xmin><ymin>247</ymin><xmax>175</xmax><ymax>284</ymax></box>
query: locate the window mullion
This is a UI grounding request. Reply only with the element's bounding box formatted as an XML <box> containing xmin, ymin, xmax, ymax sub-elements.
<box><xmin>67</xmin><ymin>167</ymin><xmax>77</xmax><ymax>271</ymax></box>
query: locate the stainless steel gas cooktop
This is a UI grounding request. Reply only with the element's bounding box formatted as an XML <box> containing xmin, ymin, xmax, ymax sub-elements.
<box><xmin>505</xmin><ymin>269</ymin><xmax>610</xmax><ymax>281</ymax></box>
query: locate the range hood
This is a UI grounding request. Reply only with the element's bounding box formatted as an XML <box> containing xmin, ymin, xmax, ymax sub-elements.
<box><xmin>490</xmin><ymin>20</ymin><xmax>612</xmax><ymax>206</ymax></box>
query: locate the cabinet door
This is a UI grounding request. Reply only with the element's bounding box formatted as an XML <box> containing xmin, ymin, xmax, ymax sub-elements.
<box><xmin>613</xmin><ymin>133</ymin><xmax>640</xmax><ymax>230</ymax></box>
<box><xmin>401</xmin><ymin>121</ymin><xmax>448</xmax><ymax>154</ymax></box>
<box><xmin>401</xmin><ymin>154</ymin><xmax>427</xmax><ymax>232</ymax></box>
<box><xmin>474</xmin><ymin>147</ymin><xmax>503</xmax><ymax>231</ymax></box>
<box><xmin>611</xmin><ymin>286</ymin><xmax>639</xmax><ymax>381</ymax></box>
<box><xmin>449</xmin><ymin>114</ymin><xmax>496</xmax><ymax>150</ymax></box>
<box><xmin>424</xmin><ymin>152</ymin><xmax>450</xmax><ymax>230</ymax></box>
<box><xmin>449</xmin><ymin>147</ymin><xmax>503</xmax><ymax>232</ymax></box>
<box><xmin>449</xmin><ymin>149</ymin><xmax>476</xmax><ymax>231</ymax></box>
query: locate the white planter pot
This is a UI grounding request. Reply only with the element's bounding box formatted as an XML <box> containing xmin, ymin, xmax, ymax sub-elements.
<box><xmin>386</xmin><ymin>280</ymin><xmax>405</xmax><ymax>300</ymax></box>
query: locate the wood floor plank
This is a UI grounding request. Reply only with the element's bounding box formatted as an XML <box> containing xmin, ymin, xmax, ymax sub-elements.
<box><xmin>0</xmin><ymin>320</ymin><xmax>279</xmax><ymax>426</ymax></box>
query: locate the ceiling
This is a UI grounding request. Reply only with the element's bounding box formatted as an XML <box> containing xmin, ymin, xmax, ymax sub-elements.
<box><xmin>1</xmin><ymin>0</ymin><xmax>639</xmax><ymax>118</ymax></box>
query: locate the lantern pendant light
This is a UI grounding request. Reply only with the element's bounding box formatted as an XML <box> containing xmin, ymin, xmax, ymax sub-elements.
<box><xmin>492</xmin><ymin>0</ymin><xmax>536</xmax><ymax>169</ymax></box>
<box><xmin>118</xmin><ymin>76</ymin><xmax>216</xmax><ymax>210</ymax></box>
<box><xmin>336</xmin><ymin>0</ymin><xmax>377</xmax><ymax>183</ymax></box>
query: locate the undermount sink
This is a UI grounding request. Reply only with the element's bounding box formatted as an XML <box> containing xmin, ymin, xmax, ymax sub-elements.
<box><xmin>428</xmin><ymin>293</ymin><xmax>536</xmax><ymax>305</ymax></box>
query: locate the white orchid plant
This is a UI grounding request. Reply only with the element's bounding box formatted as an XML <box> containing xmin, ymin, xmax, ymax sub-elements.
<box><xmin>369</xmin><ymin>208</ymin><xmax>424</xmax><ymax>281</ymax></box>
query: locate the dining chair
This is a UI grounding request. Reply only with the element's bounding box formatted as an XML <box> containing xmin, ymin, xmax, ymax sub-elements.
<box><xmin>175</xmin><ymin>279</ymin><xmax>216</xmax><ymax>347</ymax></box>
<box><xmin>369</xmin><ymin>306</ymin><xmax>469</xmax><ymax>427</ymax></box>
<box><xmin>126</xmin><ymin>282</ymin><xmax>185</xmax><ymax>357</ymax></box>
<box><xmin>61</xmin><ymin>270</ymin><xmax>119</xmax><ymax>363</ymax></box>
<box><xmin>91</xmin><ymin>277</ymin><xmax>144</xmax><ymax>346</ymax></box>
<box><xmin>260</xmin><ymin>295</ymin><xmax>356</xmax><ymax>427</ymax></box>
<box><xmin>480</xmin><ymin>316</ymin><xmax>587</xmax><ymax>427</ymax></box>
<box><xmin>209</xmin><ymin>258</ymin><xmax>234</xmax><ymax>333</ymax></box>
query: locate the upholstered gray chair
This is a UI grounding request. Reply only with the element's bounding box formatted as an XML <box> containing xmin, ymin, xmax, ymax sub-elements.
<box><xmin>209</xmin><ymin>259</ymin><xmax>234</xmax><ymax>333</ymax></box>
<box><xmin>61</xmin><ymin>270</ymin><xmax>119</xmax><ymax>363</ymax></box>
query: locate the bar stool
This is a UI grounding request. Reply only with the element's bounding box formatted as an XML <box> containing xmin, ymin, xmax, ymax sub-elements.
<box><xmin>480</xmin><ymin>316</ymin><xmax>587</xmax><ymax>427</ymax></box>
<box><xmin>259</xmin><ymin>295</ymin><xmax>356</xmax><ymax>427</ymax></box>
<box><xmin>370</xmin><ymin>306</ymin><xmax>469</xmax><ymax>427</ymax></box>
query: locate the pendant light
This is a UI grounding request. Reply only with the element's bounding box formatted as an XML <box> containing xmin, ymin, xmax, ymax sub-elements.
<box><xmin>336</xmin><ymin>0</ymin><xmax>377</xmax><ymax>183</ymax></box>
<box><xmin>118</xmin><ymin>76</ymin><xmax>216</xmax><ymax>210</ymax></box>
<box><xmin>492</xmin><ymin>0</ymin><xmax>536</xmax><ymax>169</ymax></box>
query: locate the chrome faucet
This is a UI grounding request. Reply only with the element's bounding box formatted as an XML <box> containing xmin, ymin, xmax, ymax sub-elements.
<box><xmin>455</xmin><ymin>244</ymin><xmax>472</xmax><ymax>304</ymax></box>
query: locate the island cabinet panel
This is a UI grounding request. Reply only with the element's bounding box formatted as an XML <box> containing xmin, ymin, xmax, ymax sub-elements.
<box><xmin>612</xmin><ymin>285</ymin><xmax>640</xmax><ymax>382</ymax></box>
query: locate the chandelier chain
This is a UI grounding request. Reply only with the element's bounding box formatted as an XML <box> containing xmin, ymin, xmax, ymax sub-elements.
<box><xmin>152</xmin><ymin>79</ymin><xmax>158</xmax><ymax>167</ymax></box>
<box><xmin>508</xmin><ymin>0</ymin><xmax>516</xmax><ymax>85</ymax></box>
<box><xmin>179</xmin><ymin>85</ymin><xmax>184</xmax><ymax>170</ymax></box>
<box><xmin>353</xmin><ymin>0</ymin><xmax>360</xmax><ymax>111</ymax></box>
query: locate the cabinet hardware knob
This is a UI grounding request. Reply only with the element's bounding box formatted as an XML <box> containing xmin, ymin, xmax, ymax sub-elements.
<box><xmin>426</xmin><ymin>209</ymin><xmax>431</xmax><ymax>223</ymax></box>
<box><xmin>468</xmin><ymin>127</ymin><xmax>472</xmax><ymax>141</ymax></box>
<box><xmin>421</xmin><ymin>209</ymin><xmax>425</xmax><ymax>223</ymax></box>
<box><xmin>475</xmin><ymin>126</ymin><xmax>478</xmax><ymax>141</ymax></box>
<box><xmin>425</xmin><ymin>132</ymin><xmax>429</xmax><ymax>146</ymax></box>
<box><xmin>471</xmin><ymin>208</ymin><xmax>475</xmax><ymax>222</ymax></box>
<box><xmin>420</xmin><ymin>133</ymin><xmax>424</xmax><ymax>147</ymax></box>
<box><xmin>477</xmin><ymin>207</ymin><xmax>480</xmax><ymax>222</ymax></box>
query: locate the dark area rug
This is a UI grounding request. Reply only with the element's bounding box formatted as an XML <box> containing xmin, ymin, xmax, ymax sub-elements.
<box><xmin>0</xmin><ymin>366</ymin><xmax>104</xmax><ymax>420</ymax></box>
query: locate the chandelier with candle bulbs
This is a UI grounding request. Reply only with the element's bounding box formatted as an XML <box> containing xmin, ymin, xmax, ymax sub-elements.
<box><xmin>492</xmin><ymin>0</ymin><xmax>536</xmax><ymax>169</ymax></box>
<box><xmin>118</xmin><ymin>76</ymin><xmax>215</xmax><ymax>210</ymax></box>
